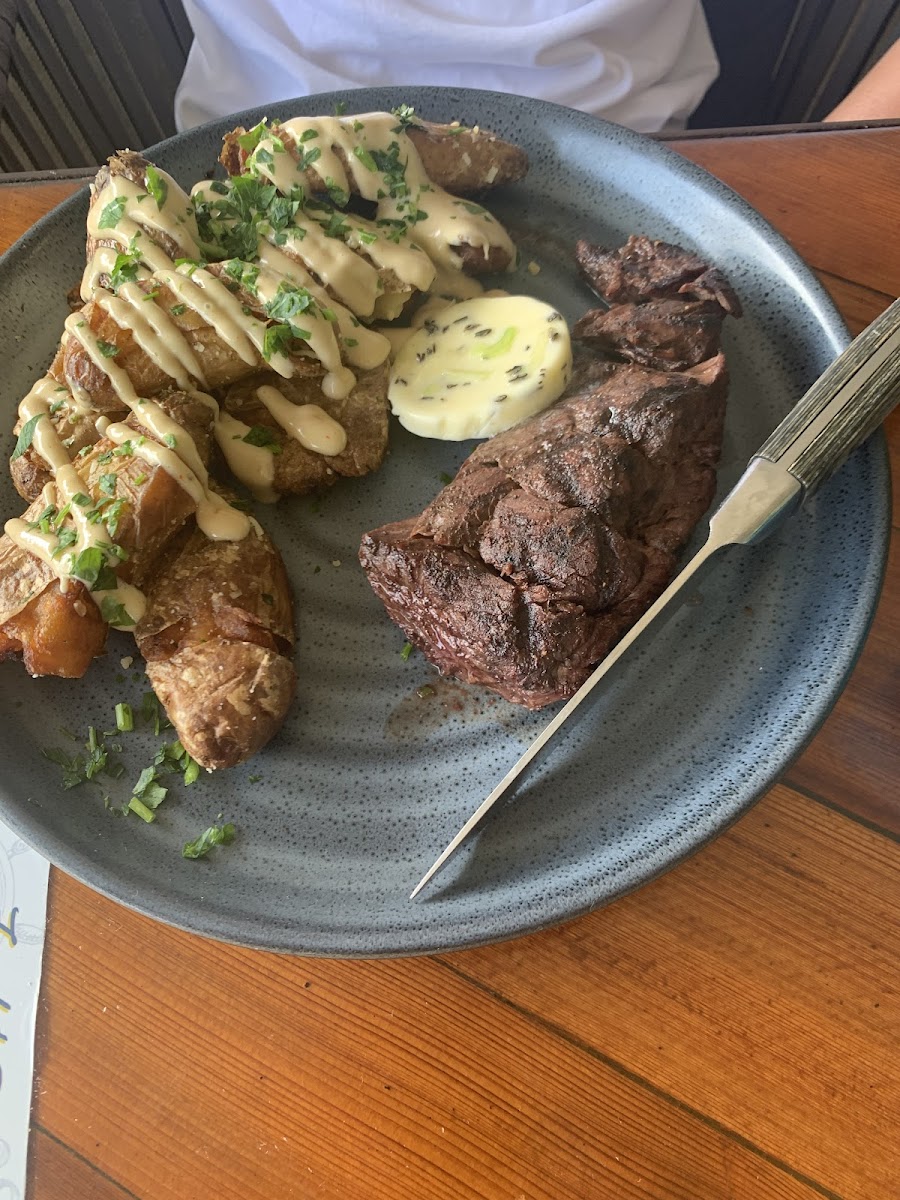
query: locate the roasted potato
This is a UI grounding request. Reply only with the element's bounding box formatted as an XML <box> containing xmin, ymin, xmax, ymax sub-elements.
<box><xmin>135</xmin><ymin>519</ymin><xmax>296</xmax><ymax>770</ymax></box>
<box><xmin>220</xmin><ymin>117</ymin><xmax>528</xmax><ymax>195</ymax></box>
<box><xmin>220</xmin><ymin>364</ymin><xmax>390</xmax><ymax>495</ymax></box>
<box><xmin>0</xmin><ymin>390</ymin><xmax>215</xmax><ymax>677</ymax></box>
<box><xmin>219</xmin><ymin>115</ymin><xmax>521</xmax><ymax>276</ymax></box>
<box><xmin>85</xmin><ymin>151</ymin><xmax>203</xmax><ymax>278</ymax></box>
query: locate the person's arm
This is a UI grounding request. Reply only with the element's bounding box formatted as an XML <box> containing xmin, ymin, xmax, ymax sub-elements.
<box><xmin>826</xmin><ymin>39</ymin><xmax>900</xmax><ymax>121</ymax></box>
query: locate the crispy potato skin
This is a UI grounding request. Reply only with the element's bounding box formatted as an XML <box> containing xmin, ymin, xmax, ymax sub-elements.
<box><xmin>0</xmin><ymin>391</ymin><xmax>213</xmax><ymax>678</ymax></box>
<box><xmin>135</xmin><ymin>523</ymin><xmax>296</xmax><ymax>769</ymax></box>
<box><xmin>220</xmin><ymin>118</ymin><xmax>527</xmax><ymax>195</ymax></box>
<box><xmin>221</xmin><ymin>364</ymin><xmax>390</xmax><ymax>494</ymax></box>
<box><xmin>406</xmin><ymin>123</ymin><xmax>528</xmax><ymax>192</ymax></box>
<box><xmin>0</xmin><ymin>583</ymin><xmax>107</xmax><ymax>677</ymax></box>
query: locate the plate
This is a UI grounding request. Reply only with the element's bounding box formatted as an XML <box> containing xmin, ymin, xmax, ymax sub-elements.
<box><xmin>0</xmin><ymin>87</ymin><xmax>889</xmax><ymax>956</ymax></box>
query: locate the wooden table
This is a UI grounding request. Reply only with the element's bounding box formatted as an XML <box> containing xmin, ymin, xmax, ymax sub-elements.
<box><xmin>4</xmin><ymin>125</ymin><xmax>898</xmax><ymax>1200</ymax></box>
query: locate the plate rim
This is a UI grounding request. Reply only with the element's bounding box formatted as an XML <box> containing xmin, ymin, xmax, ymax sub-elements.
<box><xmin>0</xmin><ymin>86</ymin><xmax>890</xmax><ymax>956</ymax></box>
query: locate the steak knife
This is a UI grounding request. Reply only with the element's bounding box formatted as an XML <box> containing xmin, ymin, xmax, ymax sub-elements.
<box><xmin>410</xmin><ymin>295</ymin><xmax>900</xmax><ymax>899</ymax></box>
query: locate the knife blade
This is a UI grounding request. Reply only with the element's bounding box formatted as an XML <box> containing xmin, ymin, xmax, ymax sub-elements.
<box><xmin>410</xmin><ymin>295</ymin><xmax>900</xmax><ymax>900</ymax></box>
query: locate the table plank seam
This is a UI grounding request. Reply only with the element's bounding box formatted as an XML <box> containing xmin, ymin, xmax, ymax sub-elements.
<box><xmin>778</xmin><ymin>778</ymin><xmax>900</xmax><ymax>844</ymax></box>
<box><xmin>815</xmin><ymin>271</ymin><xmax>895</xmax><ymax>308</ymax></box>
<box><xmin>433</xmin><ymin>956</ymin><xmax>847</xmax><ymax>1200</ymax></box>
<box><xmin>31</xmin><ymin>1121</ymin><xmax>139</xmax><ymax>1199</ymax></box>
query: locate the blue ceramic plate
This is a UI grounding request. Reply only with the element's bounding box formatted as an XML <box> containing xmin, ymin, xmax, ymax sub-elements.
<box><xmin>0</xmin><ymin>88</ymin><xmax>889</xmax><ymax>955</ymax></box>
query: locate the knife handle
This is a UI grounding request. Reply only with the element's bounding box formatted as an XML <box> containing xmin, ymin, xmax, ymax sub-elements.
<box><xmin>758</xmin><ymin>295</ymin><xmax>900</xmax><ymax>493</ymax></box>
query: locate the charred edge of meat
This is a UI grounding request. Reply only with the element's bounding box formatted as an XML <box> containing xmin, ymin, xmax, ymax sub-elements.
<box><xmin>575</xmin><ymin>235</ymin><xmax>742</xmax><ymax>317</ymax></box>
<box><xmin>360</xmin><ymin>238</ymin><xmax>742</xmax><ymax>708</ymax></box>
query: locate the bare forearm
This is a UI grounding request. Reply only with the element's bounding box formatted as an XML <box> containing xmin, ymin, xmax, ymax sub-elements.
<box><xmin>826</xmin><ymin>39</ymin><xmax>900</xmax><ymax>121</ymax></box>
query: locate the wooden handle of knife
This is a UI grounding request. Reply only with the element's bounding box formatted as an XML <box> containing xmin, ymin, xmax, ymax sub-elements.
<box><xmin>758</xmin><ymin>295</ymin><xmax>900</xmax><ymax>493</ymax></box>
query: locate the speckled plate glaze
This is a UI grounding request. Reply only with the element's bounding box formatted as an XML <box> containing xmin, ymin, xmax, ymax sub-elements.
<box><xmin>0</xmin><ymin>88</ymin><xmax>890</xmax><ymax>956</ymax></box>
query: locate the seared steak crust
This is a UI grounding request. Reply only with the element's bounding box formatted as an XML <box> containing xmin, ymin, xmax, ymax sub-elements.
<box><xmin>360</xmin><ymin>239</ymin><xmax>740</xmax><ymax>708</ymax></box>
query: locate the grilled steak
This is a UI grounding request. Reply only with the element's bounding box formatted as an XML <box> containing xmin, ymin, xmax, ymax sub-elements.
<box><xmin>359</xmin><ymin>238</ymin><xmax>740</xmax><ymax>708</ymax></box>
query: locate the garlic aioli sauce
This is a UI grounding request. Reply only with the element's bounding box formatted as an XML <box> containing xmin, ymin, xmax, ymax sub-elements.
<box><xmin>96</xmin><ymin>282</ymin><xmax>207</xmax><ymax>390</ymax></box>
<box><xmin>256</xmin><ymin>385</ymin><xmax>347</xmax><ymax>457</ymax></box>
<box><xmin>64</xmin><ymin>313</ymin><xmax>251</xmax><ymax>542</ymax></box>
<box><xmin>249</xmin><ymin>114</ymin><xmax>515</xmax><ymax>272</ymax></box>
<box><xmin>5</xmin><ymin>378</ymin><xmax>147</xmax><ymax>626</ymax></box>
<box><xmin>255</xmin><ymin>241</ymin><xmax>389</xmax><ymax>370</ymax></box>
<box><xmin>214</xmin><ymin>411</ymin><xmax>278</xmax><ymax>504</ymax></box>
<box><xmin>12</xmin><ymin>108</ymin><xmax>521</xmax><ymax>603</ymax></box>
<box><xmin>82</xmin><ymin>168</ymin><xmax>202</xmax><ymax>301</ymax></box>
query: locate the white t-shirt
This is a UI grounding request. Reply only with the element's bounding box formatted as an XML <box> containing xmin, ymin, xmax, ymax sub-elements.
<box><xmin>175</xmin><ymin>0</ymin><xmax>718</xmax><ymax>134</ymax></box>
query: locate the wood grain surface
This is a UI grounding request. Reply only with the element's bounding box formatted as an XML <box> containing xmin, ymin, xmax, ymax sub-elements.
<box><xmin>1</xmin><ymin>127</ymin><xmax>897</xmax><ymax>1200</ymax></box>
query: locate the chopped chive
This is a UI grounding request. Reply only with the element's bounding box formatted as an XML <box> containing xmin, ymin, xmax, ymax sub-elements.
<box><xmin>114</xmin><ymin>702</ymin><xmax>134</xmax><ymax>732</ymax></box>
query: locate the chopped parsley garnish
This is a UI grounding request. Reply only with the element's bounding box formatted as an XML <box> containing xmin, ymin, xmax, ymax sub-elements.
<box><xmin>223</xmin><ymin>258</ymin><xmax>260</xmax><ymax>295</ymax></box>
<box><xmin>334</xmin><ymin>100</ymin><xmax>347</xmax><ymax>115</ymax></box>
<box><xmin>352</xmin><ymin>145</ymin><xmax>377</xmax><ymax>172</ymax></box>
<box><xmin>108</xmin><ymin>244</ymin><xmax>143</xmax><ymax>291</ymax></box>
<box><xmin>99</xmin><ymin>473</ymin><xmax>117</xmax><ymax>496</ymax></box>
<box><xmin>297</xmin><ymin>145</ymin><xmax>322</xmax><ymax>171</ymax></box>
<box><xmin>145</xmin><ymin>164</ymin><xmax>168</xmax><ymax>209</ymax></box>
<box><xmin>164</xmin><ymin>433</ymin><xmax>177</xmax><ymax>449</ymax></box>
<box><xmin>400</xmin><ymin>641</ymin><xmax>414</xmax><ymax>661</ymax></box>
<box><xmin>141</xmin><ymin>691</ymin><xmax>171</xmax><ymax>736</ymax></box>
<box><xmin>321</xmin><ymin>210</ymin><xmax>349</xmax><ymax>240</ymax></box>
<box><xmin>343</xmin><ymin>337</ymin><xmax>359</xmax><ymax>348</ymax></box>
<box><xmin>264</xmin><ymin>279</ymin><xmax>317</xmax><ymax>327</ymax></box>
<box><xmin>126</xmin><ymin>765</ymin><xmax>168</xmax><ymax>822</ymax></box>
<box><xmin>69</xmin><ymin>546</ymin><xmax>118</xmax><ymax>592</ymax></box>
<box><xmin>52</xmin><ymin>527</ymin><xmax>78</xmax><ymax>556</ymax></box>
<box><xmin>242</xmin><ymin>425</ymin><xmax>282</xmax><ymax>454</ymax></box>
<box><xmin>26</xmin><ymin>504</ymin><xmax>57</xmax><ymax>533</ymax></box>
<box><xmin>299</xmin><ymin>128</ymin><xmax>318</xmax><ymax>142</ymax></box>
<box><xmin>98</xmin><ymin>196</ymin><xmax>127</xmax><ymax>229</ymax></box>
<box><xmin>390</xmin><ymin>103</ymin><xmax>417</xmax><ymax>131</ymax></box>
<box><xmin>11</xmin><ymin>413</ymin><xmax>42</xmax><ymax>460</ymax></box>
<box><xmin>456</xmin><ymin>199</ymin><xmax>490</xmax><ymax>218</ymax></box>
<box><xmin>260</xmin><ymin>282</ymin><xmax>317</xmax><ymax>358</ymax></box>
<box><xmin>237</xmin><ymin>121</ymin><xmax>268</xmax><ymax>153</ymax></box>
<box><xmin>182</xmin><ymin>822</ymin><xmax>235</xmax><ymax>859</ymax></box>
<box><xmin>42</xmin><ymin>746</ymin><xmax>89</xmax><ymax>789</ymax></box>
<box><xmin>439</xmin><ymin>471</ymin><xmax>454</xmax><ymax>484</ymax></box>
<box><xmin>43</xmin><ymin>726</ymin><xmax>124</xmax><ymax>791</ymax></box>
<box><xmin>263</xmin><ymin>322</ymin><xmax>306</xmax><ymax>360</ymax></box>
<box><xmin>324</xmin><ymin>177</ymin><xmax>350</xmax><ymax>207</ymax></box>
<box><xmin>101</xmin><ymin>498</ymin><xmax>127</xmax><ymax>538</ymax></box>
<box><xmin>96</xmin><ymin>338</ymin><xmax>119</xmax><ymax>358</ymax></box>
<box><xmin>170</xmin><ymin>303</ymin><xmax>187</xmax><ymax>317</ymax></box>
<box><xmin>101</xmin><ymin>596</ymin><xmax>135</xmax><ymax>627</ymax></box>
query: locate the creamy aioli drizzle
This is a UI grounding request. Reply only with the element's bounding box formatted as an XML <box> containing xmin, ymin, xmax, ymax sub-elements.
<box><xmin>256</xmin><ymin>385</ymin><xmax>347</xmax><ymax>456</ymax></box>
<box><xmin>15</xmin><ymin>110</ymin><xmax>519</xmax><ymax>589</ymax></box>
<box><xmin>255</xmin><ymin>241</ymin><xmax>389</xmax><ymax>369</ymax></box>
<box><xmin>103</xmin><ymin>422</ymin><xmax>248</xmax><ymax>541</ymax></box>
<box><xmin>214</xmin><ymin>411</ymin><xmax>278</xmax><ymax>504</ymax></box>
<box><xmin>250</xmin><ymin>115</ymin><xmax>515</xmax><ymax>272</ymax></box>
<box><xmin>82</xmin><ymin>170</ymin><xmax>202</xmax><ymax>301</ymax></box>
<box><xmin>5</xmin><ymin>379</ymin><xmax>146</xmax><ymax>625</ymax></box>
